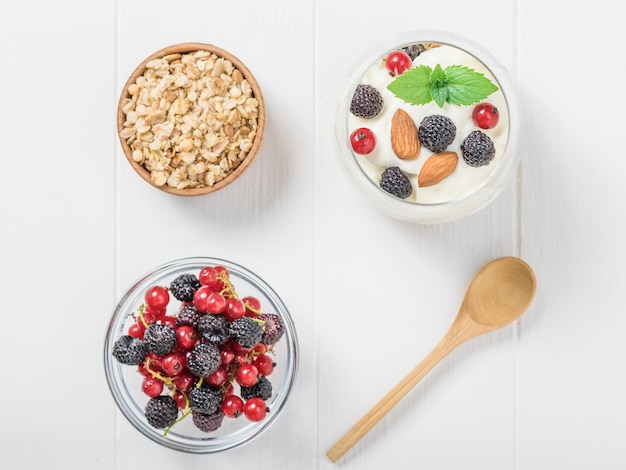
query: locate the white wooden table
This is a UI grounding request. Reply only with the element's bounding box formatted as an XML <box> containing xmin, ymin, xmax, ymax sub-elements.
<box><xmin>2</xmin><ymin>0</ymin><xmax>625</xmax><ymax>468</ymax></box>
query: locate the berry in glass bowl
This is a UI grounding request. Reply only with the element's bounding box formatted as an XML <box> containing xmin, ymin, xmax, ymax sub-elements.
<box><xmin>104</xmin><ymin>257</ymin><xmax>298</xmax><ymax>453</ymax></box>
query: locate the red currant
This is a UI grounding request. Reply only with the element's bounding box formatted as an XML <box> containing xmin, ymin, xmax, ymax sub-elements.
<box><xmin>173</xmin><ymin>391</ymin><xmax>187</xmax><ymax>410</ymax></box>
<box><xmin>128</xmin><ymin>322</ymin><xmax>144</xmax><ymax>338</ymax></box>
<box><xmin>252</xmin><ymin>343</ymin><xmax>267</xmax><ymax>355</ymax></box>
<box><xmin>222</xmin><ymin>394</ymin><xmax>244</xmax><ymax>418</ymax></box>
<box><xmin>144</xmin><ymin>305</ymin><xmax>166</xmax><ymax>319</ymax></box>
<box><xmin>236</xmin><ymin>363</ymin><xmax>259</xmax><ymax>387</ymax></box>
<box><xmin>253</xmin><ymin>354</ymin><xmax>275</xmax><ymax>376</ymax></box>
<box><xmin>199</xmin><ymin>266</ymin><xmax>218</xmax><ymax>286</ymax></box>
<box><xmin>172</xmin><ymin>371</ymin><xmax>196</xmax><ymax>393</ymax></box>
<box><xmin>160</xmin><ymin>316</ymin><xmax>176</xmax><ymax>328</ymax></box>
<box><xmin>161</xmin><ymin>352</ymin><xmax>186</xmax><ymax>376</ymax></box>
<box><xmin>137</xmin><ymin>363</ymin><xmax>150</xmax><ymax>377</ymax></box>
<box><xmin>221</xmin><ymin>345</ymin><xmax>236</xmax><ymax>366</ymax></box>
<box><xmin>206</xmin><ymin>366</ymin><xmax>229</xmax><ymax>387</ymax></box>
<box><xmin>385</xmin><ymin>50</ymin><xmax>412</xmax><ymax>76</ymax></box>
<box><xmin>142</xmin><ymin>311</ymin><xmax>157</xmax><ymax>326</ymax></box>
<box><xmin>242</xmin><ymin>296</ymin><xmax>261</xmax><ymax>315</ymax></box>
<box><xmin>199</xmin><ymin>265</ymin><xmax>228</xmax><ymax>291</ymax></box>
<box><xmin>243</xmin><ymin>397</ymin><xmax>267</xmax><ymax>422</ymax></box>
<box><xmin>192</xmin><ymin>285</ymin><xmax>214</xmax><ymax>313</ymax></box>
<box><xmin>142</xmin><ymin>376</ymin><xmax>164</xmax><ymax>397</ymax></box>
<box><xmin>215</xmin><ymin>265</ymin><xmax>229</xmax><ymax>278</ymax></box>
<box><xmin>350</xmin><ymin>128</ymin><xmax>376</xmax><ymax>155</ymax></box>
<box><xmin>146</xmin><ymin>352</ymin><xmax>163</xmax><ymax>371</ymax></box>
<box><xmin>145</xmin><ymin>286</ymin><xmax>169</xmax><ymax>310</ymax></box>
<box><xmin>230</xmin><ymin>339</ymin><xmax>252</xmax><ymax>355</ymax></box>
<box><xmin>175</xmin><ymin>325</ymin><xmax>198</xmax><ymax>351</ymax></box>
<box><xmin>206</xmin><ymin>292</ymin><xmax>226</xmax><ymax>314</ymax></box>
<box><xmin>472</xmin><ymin>103</ymin><xmax>499</xmax><ymax>129</ymax></box>
<box><xmin>235</xmin><ymin>353</ymin><xmax>251</xmax><ymax>365</ymax></box>
<box><xmin>224</xmin><ymin>298</ymin><xmax>246</xmax><ymax>322</ymax></box>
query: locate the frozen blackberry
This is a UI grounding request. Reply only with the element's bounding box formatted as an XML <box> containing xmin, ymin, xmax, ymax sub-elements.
<box><xmin>258</xmin><ymin>313</ymin><xmax>285</xmax><ymax>345</ymax></box>
<box><xmin>401</xmin><ymin>43</ymin><xmax>425</xmax><ymax>61</ymax></box>
<box><xmin>461</xmin><ymin>130</ymin><xmax>496</xmax><ymax>167</ymax></box>
<box><xmin>418</xmin><ymin>115</ymin><xmax>457</xmax><ymax>152</ymax></box>
<box><xmin>145</xmin><ymin>395</ymin><xmax>178</xmax><ymax>429</ymax></box>
<box><xmin>240</xmin><ymin>376</ymin><xmax>273</xmax><ymax>401</ymax></box>
<box><xmin>192</xmin><ymin>409</ymin><xmax>224</xmax><ymax>433</ymax></box>
<box><xmin>187</xmin><ymin>343</ymin><xmax>221</xmax><ymax>377</ymax></box>
<box><xmin>190</xmin><ymin>385</ymin><xmax>223</xmax><ymax>414</ymax></box>
<box><xmin>197</xmin><ymin>314</ymin><xmax>229</xmax><ymax>345</ymax></box>
<box><xmin>144</xmin><ymin>323</ymin><xmax>176</xmax><ymax>355</ymax></box>
<box><xmin>228</xmin><ymin>317</ymin><xmax>263</xmax><ymax>349</ymax></box>
<box><xmin>112</xmin><ymin>335</ymin><xmax>147</xmax><ymax>365</ymax></box>
<box><xmin>176</xmin><ymin>303</ymin><xmax>201</xmax><ymax>328</ymax></box>
<box><xmin>379</xmin><ymin>166</ymin><xmax>412</xmax><ymax>199</ymax></box>
<box><xmin>169</xmin><ymin>274</ymin><xmax>201</xmax><ymax>302</ymax></box>
<box><xmin>350</xmin><ymin>84</ymin><xmax>384</xmax><ymax>119</ymax></box>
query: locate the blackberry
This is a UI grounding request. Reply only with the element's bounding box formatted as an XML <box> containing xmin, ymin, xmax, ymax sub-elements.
<box><xmin>197</xmin><ymin>314</ymin><xmax>229</xmax><ymax>345</ymax></box>
<box><xmin>187</xmin><ymin>343</ymin><xmax>221</xmax><ymax>377</ymax></box>
<box><xmin>144</xmin><ymin>395</ymin><xmax>178</xmax><ymax>429</ymax></box>
<box><xmin>144</xmin><ymin>323</ymin><xmax>176</xmax><ymax>355</ymax></box>
<box><xmin>350</xmin><ymin>84</ymin><xmax>383</xmax><ymax>119</ymax></box>
<box><xmin>176</xmin><ymin>303</ymin><xmax>201</xmax><ymax>328</ymax></box>
<box><xmin>192</xmin><ymin>409</ymin><xmax>224</xmax><ymax>433</ymax></box>
<box><xmin>190</xmin><ymin>385</ymin><xmax>223</xmax><ymax>414</ymax></box>
<box><xmin>240</xmin><ymin>376</ymin><xmax>273</xmax><ymax>401</ymax></box>
<box><xmin>258</xmin><ymin>313</ymin><xmax>285</xmax><ymax>345</ymax></box>
<box><xmin>228</xmin><ymin>317</ymin><xmax>263</xmax><ymax>349</ymax></box>
<box><xmin>461</xmin><ymin>130</ymin><xmax>496</xmax><ymax>167</ymax></box>
<box><xmin>401</xmin><ymin>43</ymin><xmax>425</xmax><ymax>61</ymax></box>
<box><xmin>112</xmin><ymin>335</ymin><xmax>147</xmax><ymax>365</ymax></box>
<box><xmin>379</xmin><ymin>166</ymin><xmax>412</xmax><ymax>199</ymax></box>
<box><xmin>418</xmin><ymin>115</ymin><xmax>457</xmax><ymax>152</ymax></box>
<box><xmin>169</xmin><ymin>274</ymin><xmax>201</xmax><ymax>302</ymax></box>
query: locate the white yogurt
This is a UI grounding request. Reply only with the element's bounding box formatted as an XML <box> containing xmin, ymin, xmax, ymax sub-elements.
<box><xmin>346</xmin><ymin>44</ymin><xmax>510</xmax><ymax>205</ymax></box>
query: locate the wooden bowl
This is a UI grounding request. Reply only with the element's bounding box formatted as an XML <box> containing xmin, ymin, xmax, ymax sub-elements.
<box><xmin>117</xmin><ymin>43</ymin><xmax>266</xmax><ymax>196</ymax></box>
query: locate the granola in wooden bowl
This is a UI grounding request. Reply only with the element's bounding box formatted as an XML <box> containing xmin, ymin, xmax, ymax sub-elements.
<box><xmin>117</xmin><ymin>43</ymin><xmax>266</xmax><ymax>196</ymax></box>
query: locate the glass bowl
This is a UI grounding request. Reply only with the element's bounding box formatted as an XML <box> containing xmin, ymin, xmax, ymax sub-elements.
<box><xmin>335</xmin><ymin>31</ymin><xmax>520</xmax><ymax>224</ymax></box>
<box><xmin>103</xmin><ymin>257</ymin><xmax>298</xmax><ymax>453</ymax></box>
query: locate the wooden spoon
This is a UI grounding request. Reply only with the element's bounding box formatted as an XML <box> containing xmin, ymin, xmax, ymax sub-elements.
<box><xmin>326</xmin><ymin>256</ymin><xmax>536</xmax><ymax>462</ymax></box>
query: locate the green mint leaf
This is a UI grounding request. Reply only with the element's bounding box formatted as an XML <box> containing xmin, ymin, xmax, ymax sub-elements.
<box><xmin>387</xmin><ymin>62</ymin><xmax>499</xmax><ymax>107</ymax></box>
<box><xmin>429</xmin><ymin>64</ymin><xmax>448</xmax><ymax>107</ymax></box>
<box><xmin>430</xmin><ymin>84</ymin><xmax>448</xmax><ymax>107</ymax></box>
<box><xmin>430</xmin><ymin>64</ymin><xmax>446</xmax><ymax>86</ymax></box>
<box><xmin>387</xmin><ymin>65</ymin><xmax>433</xmax><ymax>106</ymax></box>
<box><xmin>443</xmin><ymin>65</ymin><xmax>499</xmax><ymax>106</ymax></box>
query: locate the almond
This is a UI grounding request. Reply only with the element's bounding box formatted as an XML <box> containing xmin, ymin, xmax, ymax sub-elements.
<box><xmin>418</xmin><ymin>151</ymin><xmax>458</xmax><ymax>187</ymax></box>
<box><xmin>390</xmin><ymin>108</ymin><xmax>420</xmax><ymax>160</ymax></box>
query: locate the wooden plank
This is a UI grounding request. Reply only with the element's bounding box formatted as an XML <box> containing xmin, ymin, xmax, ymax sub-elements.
<box><xmin>518</xmin><ymin>0</ymin><xmax>626</xmax><ymax>468</ymax></box>
<box><xmin>0</xmin><ymin>1</ymin><xmax>117</xmax><ymax>468</ymax></box>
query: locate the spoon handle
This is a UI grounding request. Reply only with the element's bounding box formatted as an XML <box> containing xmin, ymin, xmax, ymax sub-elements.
<box><xmin>326</xmin><ymin>311</ymin><xmax>479</xmax><ymax>462</ymax></box>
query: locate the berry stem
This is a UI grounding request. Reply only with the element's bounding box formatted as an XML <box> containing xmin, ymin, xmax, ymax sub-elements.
<box><xmin>218</xmin><ymin>271</ymin><xmax>239</xmax><ymax>299</ymax></box>
<box><xmin>144</xmin><ymin>359</ymin><xmax>175</xmax><ymax>389</ymax></box>
<box><xmin>138</xmin><ymin>304</ymin><xmax>148</xmax><ymax>328</ymax></box>
<box><xmin>247</xmin><ymin>306</ymin><xmax>261</xmax><ymax>315</ymax></box>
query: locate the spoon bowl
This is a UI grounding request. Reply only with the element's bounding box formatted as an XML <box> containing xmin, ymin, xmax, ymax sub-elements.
<box><xmin>464</xmin><ymin>256</ymin><xmax>536</xmax><ymax>328</ymax></box>
<box><xmin>326</xmin><ymin>256</ymin><xmax>536</xmax><ymax>462</ymax></box>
